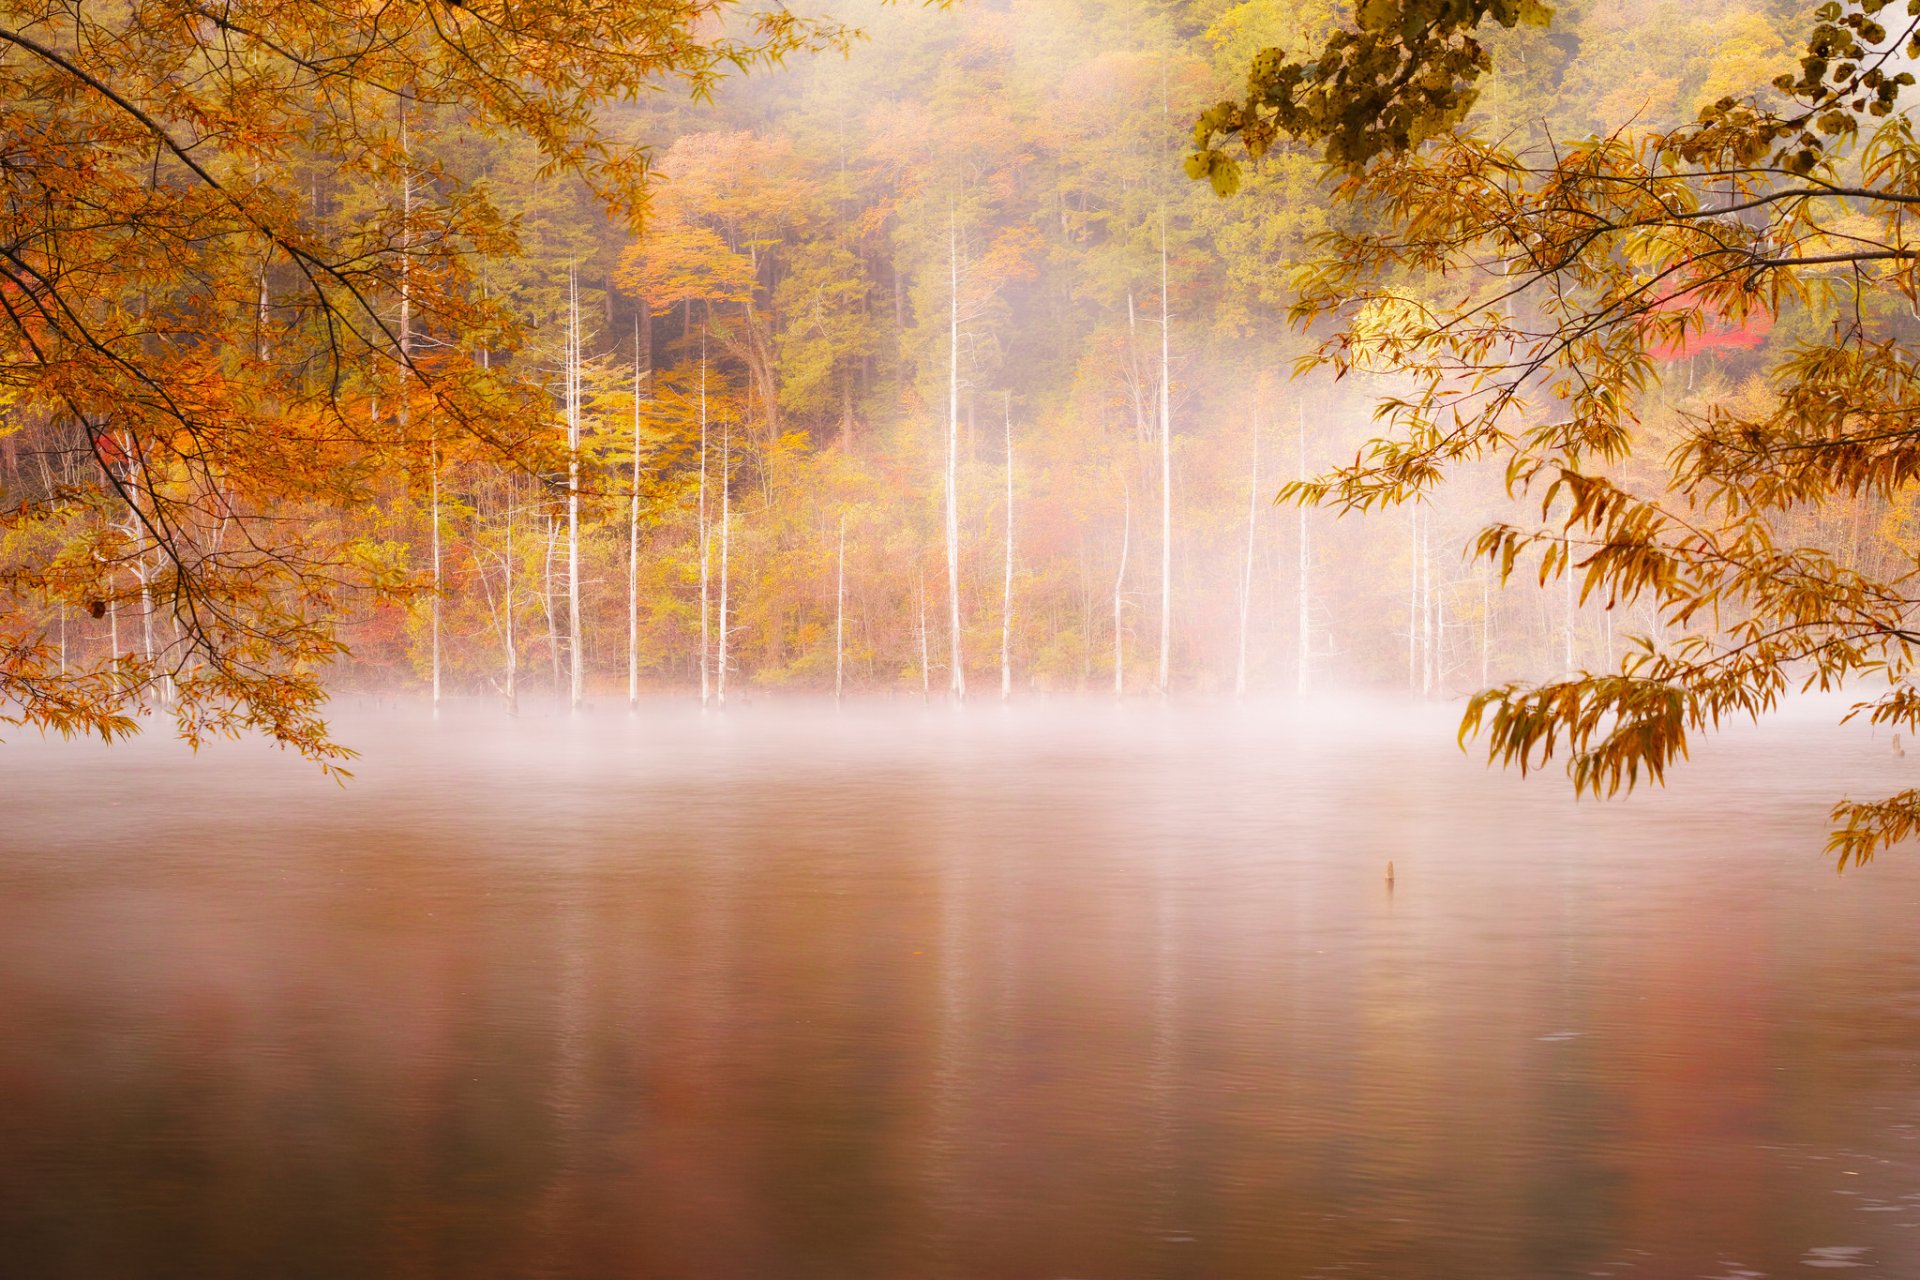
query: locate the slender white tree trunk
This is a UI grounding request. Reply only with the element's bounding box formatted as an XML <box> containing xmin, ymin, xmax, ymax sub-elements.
<box><xmin>628</xmin><ymin>320</ymin><xmax>643</xmax><ymax>709</ymax></box>
<box><xmin>503</xmin><ymin>502</ymin><xmax>518</xmax><ymax>714</ymax></box>
<box><xmin>1235</xmin><ymin>410</ymin><xmax>1258</xmax><ymax>698</ymax></box>
<box><xmin>1127</xmin><ymin>292</ymin><xmax>1147</xmax><ymax>442</ymax></box>
<box><xmin>543</xmin><ymin>514</ymin><xmax>562</xmax><ymax>694</ymax></box>
<box><xmin>918</xmin><ymin>567</ymin><xmax>930</xmax><ymax>700</ymax></box>
<box><xmin>430</xmin><ymin>450</ymin><xmax>440</xmax><ymax>708</ymax></box>
<box><xmin>945</xmin><ymin>208</ymin><xmax>966</xmax><ymax>701</ymax></box>
<box><xmin>1563</xmin><ymin>532</ymin><xmax>1575</xmax><ymax>674</ymax></box>
<box><xmin>1413</xmin><ymin>506</ymin><xmax>1428</xmax><ymax>694</ymax></box>
<box><xmin>1001</xmin><ymin>399</ymin><xmax>1014</xmax><ymax>701</ymax></box>
<box><xmin>717</xmin><ymin>416</ymin><xmax>731</xmax><ymax>708</ymax></box>
<box><xmin>1157</xmin><ymin>209</ymin><xmax>1172</xmax><ymax>696</ymax></box>
<box><xmin>257</xmin><ymin>259</ymin><xmax>270</xmax><ymax>363</ymax></box>
<box><xmin>119</xmin><ymin>439</ymin><xmax>165</xmax><ymax>705</ymax></box>
<box><xmin>836</xmin><ymin>513</ymin><xmax>846</xmax><ymax>702</ymax></box>
<box><xmin>698</xmin><ymin>334</ymin><xmax>710</xmax><ymax>706</ymax></box>
<box><xmin>566</xmin><ymin>268</ymin><xmax>583</xmax><ymax>711</ymax></box>
<box><xmin>1114</xmin><ymin>478</ymin><xmax>1130</xmax><ymax>699</ymax></box>
<box><xmin>398</xmin><ymin>109</ymin><xmax>435</xmax><ymax>711</ymax></box>
<box><xmin>1296</xmin><ymin>403</ymin><xmax>1310</xmax><ymax>698</ymax></box>
<box><xmin>138</xmin><ymin>551</ymin><xmax>156</xmax><ymax>675</ymax></box>
<box><xmin>1421</xmin><ymin>512</ymin><xmax>1434</xmax><ymax>697</ymax></box>
<box><xmin>1480</xmin><ymin>561</ymin><xmax>1491</xmax><ymax>688</ymax></box>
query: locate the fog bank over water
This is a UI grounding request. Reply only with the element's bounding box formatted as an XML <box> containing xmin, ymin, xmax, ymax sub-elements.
<box><xmin>3</xmin><ymin>697</ymin><xmax>1919</xmax><ymax>1278</ymax></box>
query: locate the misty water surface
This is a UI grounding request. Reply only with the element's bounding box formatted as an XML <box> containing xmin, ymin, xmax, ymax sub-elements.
<box><xmin>2</xmin><ymin>697</ymin><xmax>1918</xmax><ymax>1279</ymax></box>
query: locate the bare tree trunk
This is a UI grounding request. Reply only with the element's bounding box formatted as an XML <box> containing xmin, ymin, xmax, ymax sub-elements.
<box><xmin>399</xmin><ymin>108</ymin><xmax>435</xmax><ymax>712</ymax></box>
<box><xmin>1157</xmin><ymin>209</ymin><xmax>1172</xmax><ymax>697</ymax></box>
<box><xmin>138</xmin><ymin>549</ymin><xmax>156</xmax><ymax>682</ymax></box>
<box><xmin>918</xmin><ymin>567</ymin><xmax>930</xmax><ymax>701</ymax></box>
<box><xmin>1126</xmin><ymin>292</ymin><xmax>1149</xmax><ymax>443</ymax></box>
<box><xmin>503</xmin><ymin>501</ymin><xmax>518</xmax><ymax>714</ymax></box>
<box><xmin>1563</xmin><ymin>532</ymin><xmax>1575</xmax><ymax>674</ymax></box>
<box><xmin>1001</xmin><ymin>398</ymin><xmax>1014</xmax><ymax>701</ymax></box>
<box><xmin>1235</xmin><ymin>410</ymin><xmax>1257</xmax><ymax>698</ymax></box>
<box><xmin>717</xmin><ymin>417</ymin><xmax>731</xmax><ymax>709</ymax></box>
<box><xmin>628</xmin><ymin>319</ymin><xmax>644</xmax><ymax>709</ymax></box>
<box><xmin>1421</xmin><ymin>510</ymin><xmax>1434</xmax><ymax>697</ymax></box>
<box><xmin>430</xmin><ymin>451</ymin><xmax>440</xmax><ymax>708</ymax></box>
<box><xmin>566</xmin><ymin>268</ymin><xmax>584</xmax><ymax>711</ymax></box>
<box><xmin>543</xmin><ymin>514</ymin><xmax>562</xmax><ymax>695</ymax></box>
<box><xmin>836</xmin><ymin>513</ymin><xmax>846</xmax><ymax>702</ymax></box>
<box><xmin>1480</xmin><ymin>561</ymin><xmax>1491</xmax><ymax>689</ymax></box>
<box><xmin>698</xmin><ymin>334</ymin><xmax>710</xmax><ymax>706</ymax></box>
<box><xmin>1413</xmin><ymin>502</ymin><xmax>1428</xmax><ymax>694</ymax></box>
<box><xmin>945</xmin><ymin>208</ymin><xmax>966</xmax><ymax>701</ymax></box>
<box><xmin>1079</xmin><ymin>537</ymin><xmax>1092</xmax><ymax>690</ymax></box>
<box><xmin>1114</xmin><ymin>478</ymin><xmax>1130</xmax><ymax>699</ymax></box>
<box><xmin>1296</xmin><ymin>403</ymin><xmax>1311</xmax><ymax>699</ymax></box>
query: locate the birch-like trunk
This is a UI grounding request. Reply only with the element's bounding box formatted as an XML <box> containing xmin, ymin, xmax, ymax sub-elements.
<box><xmin>1563</xmin><ymin>532</ymin><xmax>1575</xmax><ymax>674</ymax></box>
<box><xmin>1126</xmin><ymin>293</ymin><xmax>1149</xmax><ymax>443</ymax></box>
<box><xmin>399</xmin><ymin>109</ymin><xmax>435</xmax><ymax>710</ymax></box>
<box><xmin>566</xmin><ymin>268</ymin><xmax>584</xmax><ymax>711</ymax></box>
<box><xmin>503</xmin><ymin>502</ymin><xmax>518</xmax><ymax>714</ymax></box>
<box><xmin>1079</xmin><ymin>538</ymin><xmax>1092</xmax><ymax>689</ymax></box>
<box><xmin>1156</xmin><ymin>211</ymin><xmax>1172</xmax><ymax>696</ymax></box>
<box><xmin>1000</xmin><ymin>400</ymin><xmax>1014</xmax><ymax>701</ymax></box>
<box><xmin>945</xmin><ymin>209</ymin><xmax>966</xmax><ymax>701</ymax></box>
<box><xmin>835</xmin><ymin>513</ymin><xmax>846</xmax><ymax>702</ymax></box>
<box><xmin>1296</xmin><ymin>403</ymin><xmax>1311</xmax><ymax>698</ymax></box>
<box><xmin>1235</xmin><ymin>411</ymin><xmax>1258</xmax><ymax>698</ymax></box>
<box><xmin>918</xmin><ymin>567</ymin><xmax>930</xmax><ymax>701</ymax></box>
<box><xmin>1480</xmin><ymin>562</ymin><xmax>1492</xmax><ymax>688</ymax></box>
<box><xmin>1114</xmin><ymin>478</ymin><xmax>1130</xmax><ymax>699</ymax></box>
<box><xmin>1413</xmin><ymin>506</ymin><xmax>1428</xmax><ymax>694</ymax></box>
<box><xmin>717</xmin><ymin>417</ymin><xmax>731</xmax><ymax>709</ymax></box>
<box><xmin>628</xmin><ymin>320</ymin><xmax>644</xmax><ymax>709</ymax></box>
<box><xmin>1421</xmin><ymin>511</ymin><xmax>1434</xmax><ymax>697</ymax></box>
<box><xmin>430</xmin><ymin>450</ymin><xmax>440</xmax><ymax>708</ymax></box>
<box><xmin>119</xmin><ymin>436</ymin><xmax>164</xmax><ymax>705</ymax></box>
<box><xmin>542</xmin><ymin>514</ymin><xmax>562</xmax><ymax>694</ymax></box>
<box><xmin>697</xmin><ymin>338</ymin><xmax>711</xmax><ymax>706</ymax></box>
<box><xmin>138</xmin><ymin>548</ymin><xmax>156</xmax><ymax>682</ymax></box>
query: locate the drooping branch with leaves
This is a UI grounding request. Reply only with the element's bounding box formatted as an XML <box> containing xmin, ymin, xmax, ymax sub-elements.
<box><xmin>0</xmin><ymin>0</ymin><xmax>844</xmax><ymax>764</ymax></box>
<box><xmin>1193</xmin><ymin>0</ymin><xmax>1920</xmax><ymax>864</ymax></box>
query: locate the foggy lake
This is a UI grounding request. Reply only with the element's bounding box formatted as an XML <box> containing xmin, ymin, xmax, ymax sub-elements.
<box><xmin>3</xmin><ymin>697</ymin><xmax>1918</xmax><ymax>1279</ymax></box>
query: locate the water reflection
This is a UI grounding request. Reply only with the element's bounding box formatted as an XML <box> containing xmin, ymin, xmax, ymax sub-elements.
<box><xmin>1</xmin><ymin>697</ymin><xmax>1917</xmax><ymax>1278</ymax></box>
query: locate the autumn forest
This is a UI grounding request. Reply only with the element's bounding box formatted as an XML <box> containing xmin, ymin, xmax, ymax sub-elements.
<box><xmin>15</xmin><ymin>0</ymin><xmax>1920</xmax><ymax>1274</ymax></box>
<box><xmin>5</xmin><ymin>0</ymin><xmax>1857</xmax><ymax>744</ymax></box>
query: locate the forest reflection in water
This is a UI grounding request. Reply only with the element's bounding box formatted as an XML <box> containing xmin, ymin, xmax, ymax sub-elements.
<box><xmin>1</xmin><ymin>696</ymin><xmax>1918</xmax><ymax>1279</ymax></box>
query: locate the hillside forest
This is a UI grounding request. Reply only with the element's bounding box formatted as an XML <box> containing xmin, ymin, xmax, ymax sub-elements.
<box><xmin>1</xmin><ymin>0</ymin><xmax>1867</xmax><ymax>718</ymax></box>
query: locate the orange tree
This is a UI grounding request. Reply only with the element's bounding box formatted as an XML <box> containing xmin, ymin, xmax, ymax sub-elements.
<box><xmin>1191</xmin><ymin>0</ymin><xmax>1920</xmax><ymax>863</ymax></box>
<box><xmin>0</xmin><ymin>0</ymin><xmax>843</xmax><ymax>764</ymax></box>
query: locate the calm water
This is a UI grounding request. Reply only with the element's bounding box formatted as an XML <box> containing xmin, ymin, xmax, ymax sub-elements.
<box><xmin>2</xmin><ymin>696</ymin><xmax>1918</xmax><ymax>1279</ymax></box>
